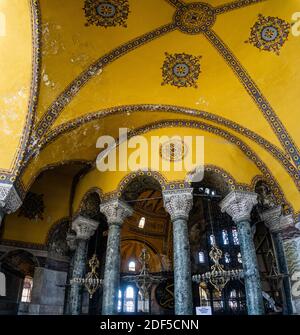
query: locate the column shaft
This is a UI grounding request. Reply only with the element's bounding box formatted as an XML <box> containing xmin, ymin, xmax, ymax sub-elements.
<box><xmin>102</xmin><ymin>224</ymin><xmax>121</xmax><ymax>315</ymax></box>
<box><xmin>237</xmin><ymin>219</ymin><xmax>264</xmax><ymax>315</ymax></box>
<box><xmin>173</xmin><ymin>218</ymin><xmax>193</xmax><ymax>315</ymax></box>
<box><xmin>70</xmin><ymin>239</ymin><xmax>88</xmax><ymax>315</ymax></box>
<box><xmin>271</xmin><ymin>232</ymin><xmax>293</xmax><ymax>314</ymax></box>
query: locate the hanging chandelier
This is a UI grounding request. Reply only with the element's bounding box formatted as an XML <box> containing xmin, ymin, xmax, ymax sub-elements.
<box><xmin>192</xmin><ymin>188</ymin><xmax>244</xmax><ymax>293</ymax></box>
<box><xmin>192</xmin><ymin>245</ymin><xmax>244</xmax><ymax>293</ymax></box>
<box><xmin>123</xmin><ymin>248</ymin><xmax>165</xmax><ymax>311</ymax></box>
<box><xmin>71</xmin><ymin>254</ymin><xmax>103</xmax><ymax>298</ymax></box>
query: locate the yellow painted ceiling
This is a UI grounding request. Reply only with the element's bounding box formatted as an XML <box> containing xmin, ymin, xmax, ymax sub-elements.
<box><xmin>1</xmin><ymin>0</ymin><xmax>300</xmax><ymax>218</ymax></box>
<box><xmin>0</xmin><ymin>0</ymin><xmax>33</xmax><ymax>171</ymax></box>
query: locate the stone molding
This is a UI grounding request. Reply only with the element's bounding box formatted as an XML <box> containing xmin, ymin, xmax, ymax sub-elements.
<box><xmin>71</xmin><ymin>215</ymin><xmax>99</xmax><ymax>240</ymax></box>
<box><xmin>260</xmin><ymin>206</ymin><xmax>282</xmax><ymax>233</ymax></box>
<box><xmin>162</xmin><ymin>188</ymin><xmax>193</xmax><ymax>222</ymax></box>
<box><xmin>100</xmin><ymin>199</ymin><xmax>133</xmax><ymax>226</ymax></box>
<box><xmin>0</xmin><ymin>183</ymin><xmax>22</xmax><ymax>214</ymax></box>
<box><xmin>220</xmin><ymin>190</ymin><xmax>258</xmax><ymax>222</ymax></box>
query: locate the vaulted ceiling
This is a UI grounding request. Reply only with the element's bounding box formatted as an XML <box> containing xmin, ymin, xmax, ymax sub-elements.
<box><xmin>1</xmin><ymin>0</ymin><xmax>300</xmax><ymax>216</ymax></box>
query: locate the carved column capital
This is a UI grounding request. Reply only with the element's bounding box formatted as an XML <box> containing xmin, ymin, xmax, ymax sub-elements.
<box><xmin>220</xmin><ymin>191</ymin><xmax>258</xmax><ymax>222</ymax></box>
<box><xmin>162</xmin><ymin>188</ymin><xmax>193</xmax><ymax>222</ymax></box>
<box><xmin>260</xmin><ymin>206</ymin><xmax>282</xmax><ymax>233</ymax></box>
<box><xmin>72</xmin><ymin>216</ymin><xmax>99</xmax><ymax>240</ymax></box>
<box><xmin>0</xmin><ymin>183</ymin><xmax>22</xmax><ymax>214</ymax></box>
<box><xmin>100</xmin><ymin>199</ymin><xmax>133</xmax><ymax>227</ymax></box>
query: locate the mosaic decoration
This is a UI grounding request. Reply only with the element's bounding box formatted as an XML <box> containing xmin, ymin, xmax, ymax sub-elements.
<box><xmin>83</xmin><ymin>0</ymin><xmax>130</xmax><ymax>28</ymax></box>
<box><xmin>161</xmin><ymin>53</ymin><xmax>201</xmax><ymax>88</ymax></box>
<box><xmin>214</xmin><ymin>0</ymin><xmax>267</xmax><ymax>15</ymax></box>
<box><xmin>174</xmin><ymin>2</ymin><xmax>216</xmax><ymax>34</ymax></box>
<box><xmin>18</xmin><ymin>192</ymin><xmax>45</xmax><ymax>220</ymax></box>
<box><xmin>160</xmin><ymin>138</ymin><xmax>188</xmax><ymax>161</ymax></box>
<box><xmin>29</xmin><ymin>23</ymin><xmax>176</xmax><ymax>146</ymax></box>
<box><xmin>246</xmin><ymin>14</ymin><xmax>291</xmax><ymax>55</ymax></box>
<box><xmin>203</xmin><ymin>29</ymin><xmax>300</xmax><ymax>172</ymax></box>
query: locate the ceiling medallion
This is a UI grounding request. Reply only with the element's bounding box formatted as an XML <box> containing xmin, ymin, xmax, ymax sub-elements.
<box><xmin>160</xmin><ymin>138</ymin><xmax>188</xmax><ymax>162</ymax></box>
<box><xmin>162</xmin><ymin>52</ymin><xmax>201</xmax><ymax>88</ymax></box>
<box><xmin>246</xmin><ymin>14</ymin><xmax>291</xmax><ymax>55</ymax></box>
<box><xmin>174</xmin><ymin>2</ymin><xmax>216</xmax><ymax>34</ymax></box>
<box><xmin>83</xmin><ymin>0</ymin><xmax>130</xmax><ymax>28</ymax></box>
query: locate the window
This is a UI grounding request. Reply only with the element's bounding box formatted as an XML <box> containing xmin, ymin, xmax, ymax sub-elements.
<box><xmin>138</xmin><ymin>217</ymin><xmax>145</xmax><ymax>229</ymax></box>
<box><xmin>198</xmin><ymin>251</ymin><xmax>205</xmax><ymax>264</ymax></box>
<box><xmin>222</xmin><ymin>230</ymin><xmax>229</xmax><ymax>245</ymax></box>
<box><xmin>209</xmin><ymin>234</ymin><xmax>216</xmax><ymax>246</ymax></box>
<box><xmin>232</xmin><ymin>228</ymin><xmax>239</xmax><ymax>245</ymax></box>
<box><xmin>229</xmin><ymin>289</ymin><xmax>238</xmax><ymax>309</ymax></box>
<box><xmin>21</xmin><ymin>276</ymin><xmax>33</xmax><ymax>303</ymax></box>
<box><xmin>117</xmin><ymin>289</ymin><xmax>122</xmax><ymax>312</ymax></box>
<box><xmin>128</xmin><ymin>261</ymin><xmax>136</xmax><ymax>272</ymax></box>
<box><xmin>124</xmin><ymin>286</ymin><xmax>135</xmax><ymax>313</ymax></box>
<box><xmin>224</xmin><ymin>252</ymin><xmax>231</xmax><ymax>264</ymax></box>
<box><xmin>237</xmin><ymin>252</ymin><xmax>243</xmax><ymax>264</ymax></box>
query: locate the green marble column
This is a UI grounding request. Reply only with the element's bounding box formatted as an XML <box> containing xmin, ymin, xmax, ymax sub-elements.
<box><xmin>100</xmin><ymin>199</ymin><xmax>133</xmax><ymax>315</ymax></box>
<box><xmin>260</xmin><ymin>207</ymin><xmax>293</xmax><ymax>314</ymax></box>
<box><xmin>280</xmin><ymin>214</ymin><xmax>300</xmax><ymax>314</ymax></box>
<box><xmin>163</xmin><ymin>188</ymin><xmax>193</xmax><ymax>315</ymax></box>
<box><xmin>220</xmin><ymin>191</ymin><xmax>264</xmax><ymax>315</ymax></box>
<box><xmin>69</xmin><ymin>216</ymin><xmax>99</xmax><ymax>315</ymax></box>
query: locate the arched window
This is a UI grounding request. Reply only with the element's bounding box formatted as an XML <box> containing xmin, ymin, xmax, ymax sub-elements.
<box><xmin>138</xmin><ymin>217</ymin><xmax>145</xmax><ymax>229</ymax></box>
<box><xmin>222</xmin><ymin>230</ymin><xmax>229</xmax><ymax>245</ymax></box>
<box><xmin>117</xmin><ymin>289</ymin><xmax>122</xmax><ymax>312</ymax></box>
<box><xmin>198</xmin><ymin>251</ymin><xmax>205</xmax><ymax>264</ymax></box>
<box><xmin>21</xmin><ymin>276</ymin><xmax>33</xmax><ymax>303</ymax></box>
<box><xmin>232</xmin><ymin>228</ymin><xmax>239</xmax><ymax>245</ymax></box>
<box><xmin>124</xmin><ymin>286</ymin><xmax>135</xmax><ymax>313</ymax></box>
<box><xmin>128</xmin><ymin>261</ymin><xmax>136</xmax><ymax>272</ymax></box>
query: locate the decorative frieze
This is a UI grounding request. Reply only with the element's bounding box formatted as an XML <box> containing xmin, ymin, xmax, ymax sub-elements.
<box><xmin>220</xmin><ymin>191</ymin><xmax>258</xmax><ymax>222</ymax></box>
<box><xmin>72</xmin><ymin>216</ymin><xmax>99</xmax><ymax>240</ymax></box>
<box><xmin>162</xmin><ymin>188</ymin><xmax>193</xmax><ymax>222</ymax></box>
<box><xmin>100</xmin><ymin>199</ymin><xmax>133</xmax><ymax>226</ymax></box>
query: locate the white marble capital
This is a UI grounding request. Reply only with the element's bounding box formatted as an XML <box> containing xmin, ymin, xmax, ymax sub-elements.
<box><xmin>100</xmin><ymin>199</ymin><xmax>133</xmax><ymax>227</ymax></box>
<box><xmin>0</xmin><ymin>182</ymin><xmax>22</xmax><ymax>214</ymax></box>
<box><xmin>162</xmin><ymin>188</ymin><xmax>193</xmax><ymax>222</ymax></box>
<box><xmin>280</xmin><ymin>214</ymin><xmax>296</xmax><ymax>231</ymax></box>
<box><xmin>72</xmin><ymin>216</ymin><xmax>99</xmax><ymax>240</ymax></box>
<box><xmin>220</xmin><ymin>191</ymin><xmax>258</xmax><ymax>222</ymax></box>
<box><xmin>260</xmin><ymin>206</ymin><xmax>282</xmax><ymax>233</ymax></box>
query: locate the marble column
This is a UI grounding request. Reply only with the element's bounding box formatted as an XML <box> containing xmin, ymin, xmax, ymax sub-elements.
<box><xmin>280</xmin><ymin>214</ymin><xmax>300</xmax><ymax>314</ymax></box>
<box><xmin>69</xmin><ymin>216</ymin><xmax>99</xmax><ymax>315</ymax></box>
<box><xmin>260</xmin><ymin>206</ymin><xmax>293</xmax><ymax>314</ymax></box>
<box><xmin>162</xmin><ymin>188</ymin><xmax>193</xmax><ymax>315</ymax></box>
<box><xmin>100</xmin><ymin>199</ymin><xmax>133</xmax><ymax>315</ymax></box>
<box><xmin>220</xmin><ymin>191</ymin><xmax>264</xmax><ymax>315</ymax></box>
<box><xmin>0</xmin><ymin>207</ymin><xmax>4</xmax><ymax>227</ymax></box>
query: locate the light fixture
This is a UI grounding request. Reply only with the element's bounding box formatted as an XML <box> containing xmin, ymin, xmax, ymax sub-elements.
<box><xmin>192</xmin><ymin>194</ymin><xmax>244</xmax><ymax>293</ymax></box>
<box><xmin>123</xmin><ymin>248</ymin><xmax>164</xmax><ymax>312</ymax></box>
<box><xmin>71</xmin><ymin>254</ymin><xmax>103</xmax><ymax>298</ymax></box>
